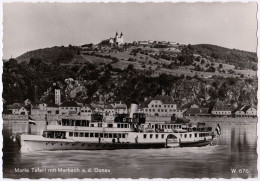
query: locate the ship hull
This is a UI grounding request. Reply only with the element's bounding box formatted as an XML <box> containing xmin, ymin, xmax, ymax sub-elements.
<box><xmin>20</xmin><ymin>140</ymin><xmax>166</xmax><ymax>152</ymax></box>
<box><xmin>179</xmin><ymin>140</ymin><xmax>212</xmax><ymax>147</ymax></box>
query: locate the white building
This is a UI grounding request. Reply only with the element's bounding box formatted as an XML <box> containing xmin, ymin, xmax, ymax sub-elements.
<box><xmin>143</xmin><ymin>96</ymin><xmax>177</xmax><ymax>116</ymax></box>
<box><xmin>245</xmin><ymin>106</ymin><xmax>257</xmax><ymax>117</ymax></box>
<box><xmin>59</xmin><ymin>100</ymin><xmax>80</xmax><ymax>115</ymax></box>
<box><xmin>7</xmin><ymin>103</ymin><xmax>29</xmax><ymax>115</ymax></box>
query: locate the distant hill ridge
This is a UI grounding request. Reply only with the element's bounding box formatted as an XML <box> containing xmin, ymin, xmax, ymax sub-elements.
<box><xmin>16</xmin><ymin>46</ymin><xmax>80</xmax><ymax>64</ymax></box>
<box><xmin>192</xmin><ymin>44</ymin><xmax>257</xmax><ymax>70</ymax></box>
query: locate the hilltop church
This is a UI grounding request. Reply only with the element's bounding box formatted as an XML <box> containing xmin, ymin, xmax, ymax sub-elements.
<box><xmin>100</xmin><ymin>31</ymin><xmax>124</xmax><ymax>47</ymax></box>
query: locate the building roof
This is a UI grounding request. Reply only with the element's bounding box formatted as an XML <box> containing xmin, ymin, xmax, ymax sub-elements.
<box><xmin>114</xmin><ymin>104</ymin><xmax>127</xmax><ymax>109</ymax></box>
<box><xmin>60</xmin><ymin>100</ymin><xmax>79</xmax><ymax>107</ymax></box>
<box><xmin>213</xmin><ymin>101</ymin><xmax>234</xmax><ymax>111</ymax></box>
<box><xmin>83</xmin><ymin>104</ymin><xmax>95</xmax><ymax>110</ymax></box>
<box><xmin>151</xmin><ymin>95</ymin><xmax>175</xmax><ymax>104</ymax></box>
<box><xmin>104</xmin><ymin>104</ymin><xmax>114</xmax><ymax>109</ymax></box>
<box><xmin>7</xmin><ymin>103</ymin><xmax>24</xmax><ymax>109</ymax></box>
<box><xmin>185</xmin><ymin>108</ymin><xmax>209</xmax><ymax>114</ymax></box>
<box><xmin>242</xmin><ymin>105</ymin><xmax>252</xmax><ymax>112</ymax></box>
<box><xmin>47</xmin><ymin>102</ymin><xmax>59</xmax><ymax>108</ymax></box>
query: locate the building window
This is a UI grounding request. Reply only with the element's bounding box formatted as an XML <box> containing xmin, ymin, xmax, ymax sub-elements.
<box><xmin>155</xmin><ymin>134</ymin><xmax>158</xmax><ymax>139</ymax></box>
<box><xmin>143</xmin><ymin>134</ymin><xmax>147</xmax><ymax>139</ymax></box>
<box><xmin>161</xmin><ymin>134</ymin><xmax>164</xmax><ymax>138</ymax></box>
<box><xmin>150</xmin><ymin>134</ymin><xmax>153</xmax><ymax>138</ymax></box>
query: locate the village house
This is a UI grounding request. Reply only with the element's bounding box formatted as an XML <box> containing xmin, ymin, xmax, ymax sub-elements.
<box><xmin>110</xmin><ymin>101</ymin><xmax>128</xmax><ymax>114</ymax></box>
<box><xmin>7</xmin><ymin>103</ymin><xmax>29</xmax><ymax>115</ymax></box>
<box><xmin>59</xmin><ymin>100</ymin><xmax>80</xmax><ymax>115</ymax></box>
<box><xmin>81</xmin><ymin>104</ymin><xmax>95</xmax><ymax>116</ymax></box>
<box><xmin>104</xmin><ymin>104</ymin><xmax>115</xmax><ymax>116</ymax></box>
<box><xmin>212</xmin><ymin>101</ymin><xmax>234</xmax><ymax>117</ymax></box>
<box><xmin>143</xmin><ymin>96</ymin><xmax>177</xmax><ymax>116</ymax></box>
<box><xmin>245</xmin><ymin>106</ymin><xmax>257</xmax><ymax>117</ymax></box>
<box><xmin>184</xmin><ymin>107</ymin><xmax>210</xmax><ymax>117</ymax></box>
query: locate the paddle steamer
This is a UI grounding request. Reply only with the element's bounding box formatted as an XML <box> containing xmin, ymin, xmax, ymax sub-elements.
<box><xmin>16</xmin><ymin>104</ymin><xmax>217</xmax><ymax>152</ymax></box>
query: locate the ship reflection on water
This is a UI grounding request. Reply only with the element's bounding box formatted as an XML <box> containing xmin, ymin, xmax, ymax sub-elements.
<box><xmin>3</xmin><ymin>119</ymin><xmax>257</xmax><ymax>178</ymax></box>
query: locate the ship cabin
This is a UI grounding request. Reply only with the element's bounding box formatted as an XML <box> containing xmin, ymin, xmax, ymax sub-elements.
<box><xmin>142</xmin><ymin>123</ymin><xmax>183</xmax><ymax>133</ymax></box>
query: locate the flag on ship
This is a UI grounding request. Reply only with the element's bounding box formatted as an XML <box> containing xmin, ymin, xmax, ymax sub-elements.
<box><xmin>28</xmin><ymin>116</ymin><xmax>36</xmax><ymax>125</ymax></box>
<box><xmin>215</xmin><ymin>124</ymin><xmax>221</xmax><ymax>135</ymax></box>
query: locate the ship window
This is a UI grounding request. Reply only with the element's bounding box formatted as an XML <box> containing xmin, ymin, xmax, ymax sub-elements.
<box><xmin>117</xmin><ymin>124</ymin><xmax>120</xmax><ymax>128</ymax></box>
<box><xmin>90</xmin><ymin>133</ymin><xmax>94</xmax><ymax>137</ymax></box>
<box><xmin>152</xmin><ymin>125</ymin><xmax>154</xmax><ymax>129</ymax></box>
<box><xmin>162</xmin><ymin>125</ymin><xmax>165</xmax><ymax>129</ymax></box>
<box><xmin>109</xmin><ymin>133</ymin><xmax>112</xmax><ymax>138</ymax></box>
<box><xmin>180</xmin><ymin>134</ymin><xmax>182</xmax><ymax>138</ymax></box>
<box><xmin>195</xmin><ymin>133</ymin><xmax>197</xmax><ymax>137</ymax></box>
<box><xmin>124</xmin><ymin>124</ymin><xmax>128</xmax><ymax>128</ymax></box>
<box><xmin>104</xmin><ymin>133</ymin><xmax>108</xmax><ymax>138</ymax></box>
<box><xmin>155</xmin><ymin>134</ymin><xmax>158</xmax><ymax>139</ymax></box>
<box><xmin>74</xmin><ymin>132</ymin><xmax>78</xmax><ymax>137</ymax></box>
<box><xmin>91</xmin><ymin>124</ymin><xmax>94</xmax><ymax>127</ymax></box>
<box><xmin>189</xmin><ymin>134</ymin><xmax>192</xmax><ymax>138</ymax></box>
<box><xmin>79</xmin><ymin>133</ymin><xmax>84</xmax><ymax>137</ymax></box>
<box><xmin>100</xmin><ymin>133</ymin><xmax>103</xmax><ymax>138</ymax></box>
<box><xmin>150</xmin><ymin>134</ymin><xmax>153</xmax><ymax>138</ymax></box>
<box><xmin>184</xmin><ymin>134</ymin><xmax>187</xmax><ymax>138</ymax></box>
<box><xmin>113</xmin><ymin>134</ymin><xmax>117</xmax><ymax>138</ymax></box>
<box><xmin>85</xmin><ymin>133</ymin><xmax>89</xmax><ymax>137</ymax></box>
<box><xmin>107</xmin><ymin>124</ymin><xmax>113</xmax><ymax>128</ymax></box>
<box><xmin>95</xmin><ymin>133</ymin><xmax>99</xmax><ymax>137</ymax></box>
<box><xmin>122</xmin><ymin>134</ymin><xmax>126</xmax><ymax>138</ymax></box>
<box><xmin>161</xmin><ymin>134</ymin><xmax>164</xmax><ymax>138</ymax></box>
<box><xmin>69</xmin><ymin>132</ymin><xmax>73</xmax><ymax>137</ymax></box>
<box><xmin>117</xmin><ymin>134</ymin><xmax>121</xmax><ymax>138</ymax></box>
<box><xmin>143</xmin><ymin>134</ymin><xmax>147</xmax><ymax>139</ymax></box>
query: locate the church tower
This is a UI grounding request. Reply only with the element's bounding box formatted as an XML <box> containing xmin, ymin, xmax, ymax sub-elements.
<box><xmin>114</xmin><ymin>31</ymin><xmax>123</xmax><ymax>46</ymax></box>
<box><xmin>55</xmin><ymin>89</ymin><xmax>61</xmax><ymax>106</ymax></box>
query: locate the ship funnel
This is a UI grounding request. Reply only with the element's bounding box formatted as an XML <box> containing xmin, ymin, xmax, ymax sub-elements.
<box><xmin>129</xmin><ymin>103</ymin><xmax>138</xmax><ymax>118</ymax></box>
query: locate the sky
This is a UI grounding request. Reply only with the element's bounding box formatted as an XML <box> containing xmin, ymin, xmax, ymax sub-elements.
<box><xmin>2</xmin><ymin>2</ymin><xmax>258</xmax><ymax>59</ymax></box>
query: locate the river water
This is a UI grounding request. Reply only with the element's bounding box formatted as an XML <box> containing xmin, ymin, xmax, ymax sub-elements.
<box><xmin>2</xmin><ymin>118</ymin><xmax>258</xmax><ymax>178</ymax></box>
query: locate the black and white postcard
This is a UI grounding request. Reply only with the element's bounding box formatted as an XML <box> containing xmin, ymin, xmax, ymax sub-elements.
<box><xmin>1</xmin><ymin>0</ymin><xmax>258</xmax><ymax>179</ymax></box>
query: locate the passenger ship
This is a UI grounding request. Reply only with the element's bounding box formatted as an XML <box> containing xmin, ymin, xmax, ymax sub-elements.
<box><xmin>16</xmin><ymin>104</ymin><xmax>217</xmax><ymax>152</ymax></box>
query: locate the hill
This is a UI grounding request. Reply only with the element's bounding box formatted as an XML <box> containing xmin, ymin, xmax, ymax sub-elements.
<box><xmin>16</xmin><ymin>46</ymin><xmax>81</xmax><ymax>64</ymax></box>
<box><xmin>3</xmin><ymin>42</ymin><xmax>257</xmax><ymax>107</ymax></box>
<box><xmin>191</xmin><ymin>44</ymin><xmax>257</xmax><ymax>70</ymax></box>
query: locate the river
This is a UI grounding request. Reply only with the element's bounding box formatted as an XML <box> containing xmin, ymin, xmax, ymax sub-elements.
<box><xmin>2</xmin><ymin>118</ymin><xmax>258</xmax><ymax>178</ymax></box>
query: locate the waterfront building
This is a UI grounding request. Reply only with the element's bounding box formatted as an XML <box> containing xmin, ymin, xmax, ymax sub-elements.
<box><xmin>59</xmin><ymin>100</ymin><xmax>80</xmax><ymax>115</ymax></box>
<box><xmin>212</xmin><ymin>101</ymin><xmax>233</xmax><ymax>117</ymax></box>
<box><xmin>104</xmin><ymin>104</ymin><xmax>115</xmax><ymax>116</ymax></box>
<box><xmin>184</xmin><ymin>108</ymin><xmax>210</xmax><ymax>117</ymax></box>
<box><xmin>81</xmin><ymin>104</ymin><xmax>95</xmax><ymax>116</ymax></box>
<box><xmin>142</xmin><ymin>96</ymin><xmax>177</xmax><ymax>116</ymax></box>
<box><xmin>245</xmin><ymin>106</ymin><xmax>257</xmax><ymax>117</ymax></box>
<box><xmin>7</xmin><ymin>103</ymin><xmax>29</xmax><ymax>115</ymax></box>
